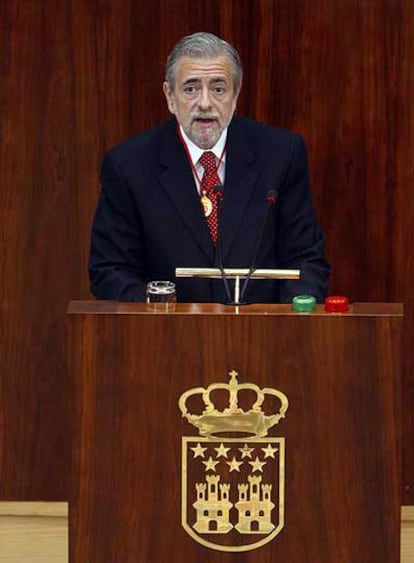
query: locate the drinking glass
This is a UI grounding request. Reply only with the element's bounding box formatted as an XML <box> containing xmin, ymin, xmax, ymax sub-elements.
<box><xmin>146</xmin><ymin>281</ymin><xmax>176</xmax><ymax>311</ymax></box>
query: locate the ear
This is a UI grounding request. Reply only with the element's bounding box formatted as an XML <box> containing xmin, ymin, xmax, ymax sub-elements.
<box><xmin>163</xmin><ymin>82</ymin><xmax>177</xmax><ymax>114</ymax></box>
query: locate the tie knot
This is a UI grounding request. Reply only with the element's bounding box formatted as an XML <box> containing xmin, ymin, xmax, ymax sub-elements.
<box><xmin>200</xmin><ymin>151</ymin><xmax>216</xmax><ymax>171</ymax></box>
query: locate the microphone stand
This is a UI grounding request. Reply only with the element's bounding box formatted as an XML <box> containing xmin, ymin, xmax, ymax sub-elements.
<box><xmin>214</xmin><ymin>185</ymin><xmax>232</xmax><ymax>304</ymax></box>
<box><xmin>239</xmin><ymin>190</ymin><xmax>278</xmax><ymax>303</ymax></box>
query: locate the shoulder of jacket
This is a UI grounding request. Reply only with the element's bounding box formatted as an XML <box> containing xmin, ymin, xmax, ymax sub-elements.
<box><xmin>105</xmin><ymin>119</ymin><xmax>173</xmax><ymax>162</ymax></box>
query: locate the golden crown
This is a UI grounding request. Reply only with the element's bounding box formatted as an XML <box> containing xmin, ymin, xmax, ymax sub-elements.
<box><xmin>178</xmin><ymin>370</ymin><xmax>288</xmax><ymax>438</ymax></box>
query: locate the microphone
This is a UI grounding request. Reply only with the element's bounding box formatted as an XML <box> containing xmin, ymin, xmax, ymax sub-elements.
<box><xmin>239</xmin><ymin>189</ymin><xmax>278</xmax><ymax>303</ymax></box>
<box><xmin>214</xmin><ymin>185</ymin><xmax>232</xmax><ymax>303</ymax></box>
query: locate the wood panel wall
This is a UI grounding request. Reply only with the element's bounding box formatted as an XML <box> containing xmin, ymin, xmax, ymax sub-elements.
<box><xmin>1</xmin><ymin>0</ymin><xmax>413</xmax><ymax>503</ymax></box>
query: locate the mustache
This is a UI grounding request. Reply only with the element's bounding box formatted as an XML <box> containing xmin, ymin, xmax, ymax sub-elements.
<box><xmin>191</xmin><ymin>111</ymin><xmax>219</xmax><ymax>120</ymax></box>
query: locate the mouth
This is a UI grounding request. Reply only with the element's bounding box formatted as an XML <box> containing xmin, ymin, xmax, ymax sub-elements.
<box><xmin>194</xmin><ymin>117</ymin><xmax>217</xmax><ymax>125</ymax></box>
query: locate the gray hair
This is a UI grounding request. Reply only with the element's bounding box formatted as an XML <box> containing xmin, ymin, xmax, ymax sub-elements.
<box><xmin>165</xmin><ymin>32</ymin><xmax>243</xmax><ymax>94</ymax></box>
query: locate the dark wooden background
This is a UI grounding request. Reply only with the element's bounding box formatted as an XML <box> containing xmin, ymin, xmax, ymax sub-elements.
<box><xmin>1</xmin><ymin>0</ymin><xmax>413</xmax><ymax>504</ymax></box>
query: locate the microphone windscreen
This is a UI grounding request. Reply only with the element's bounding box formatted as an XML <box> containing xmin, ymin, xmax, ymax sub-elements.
<box><xmin>266</xmin><ymin>189</ymin><xmax>278</xmax><ymax>204</ymax></box>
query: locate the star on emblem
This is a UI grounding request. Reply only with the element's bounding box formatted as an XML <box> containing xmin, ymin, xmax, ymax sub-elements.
<box><xmin>190</xmin><ymin>443</ymin><xmax>207</xmax><ymax>458</ymax></box>
<box><xmin>249</xmin><ymin>456</ymin><xmax>267</xmax><ymax>473</ymax></box>
<box><xmin>238</xmin><ymin>444</ymin><xmax>254</xmax><ymax>458</ymax></box>
<box><xmin>214</xmin><ymin>443</ymin><xmax>230</xmax><ymax>458</ymax></box>
<box><xmin>262</xmin><ymin>444</ymin><xmax>278</xmax><ymax>458</ymax></box>
<box><xmin>202</xmin><ymin>456</ymin><xmax>219</xmax><ymax>472</ymax></box>
<box><xmin>226</xmin><ymin>457</ymin><xmax>243</xmax><ymax>472</ymax></box>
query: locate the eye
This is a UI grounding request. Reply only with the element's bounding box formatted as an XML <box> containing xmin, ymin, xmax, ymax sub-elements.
<box><xmin>212</xmin><ymin>86</ymin><xmax>226</xmax><ymax>96</ymax></box>
<box><xmin>183</xmin><ymin>85</ymin><xmax>197</xmax><ymax>95</ymax></box>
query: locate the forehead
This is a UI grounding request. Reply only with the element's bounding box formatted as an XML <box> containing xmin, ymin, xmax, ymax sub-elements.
<box><xmin>174</xmin><ymin>55</ymin><xmax>233</xmax><ymax>84</ymax></box>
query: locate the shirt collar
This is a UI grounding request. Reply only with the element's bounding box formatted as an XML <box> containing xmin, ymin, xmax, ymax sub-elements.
<box><xmin>179</xmin><ymin>125</ymin><xmax>227</xmax><ymax>165</ymax></box>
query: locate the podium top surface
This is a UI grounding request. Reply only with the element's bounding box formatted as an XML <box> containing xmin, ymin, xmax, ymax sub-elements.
<box><xmin>67</xmin><ymin>300</ymin><xmax>403</xmax><ymax>317</ymax></box>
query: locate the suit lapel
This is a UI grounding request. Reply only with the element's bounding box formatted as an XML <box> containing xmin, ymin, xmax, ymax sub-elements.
<box><xmin>158</xmin><ymin>120</ymin><xmax>214</xmax><ymax>262</ymax></box>
<box><xmin>221</xmin><ymin>117</ymin><xmax>258</xmax><ymax>260</ymax></box>
<box><xmin>158</xmin><ymin>118</ymin><xmax>258</xmax><ymax>265</ymax></box>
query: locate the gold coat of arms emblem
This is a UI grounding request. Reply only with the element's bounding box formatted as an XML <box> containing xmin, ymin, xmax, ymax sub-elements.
<box><xmin>178</xmin><ymin>370</ymin><xmax>289</xmax><ymax>552</ymax></box>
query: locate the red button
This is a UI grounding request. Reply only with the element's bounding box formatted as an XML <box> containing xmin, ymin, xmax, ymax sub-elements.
<box><xmin>324</xmin><ymin>295</ymin><xmax>350</xmax><ymax>313</ymax></box>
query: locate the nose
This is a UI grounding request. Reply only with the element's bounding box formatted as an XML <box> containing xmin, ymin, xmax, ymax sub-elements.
<box><xmin>198</xmin><ymin>86</ymin><xmax>212</xmax><ymax>110</ymax></box>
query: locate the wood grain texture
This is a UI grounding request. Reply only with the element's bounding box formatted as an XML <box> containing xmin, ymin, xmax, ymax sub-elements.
<box><xmin>0</xmin><ymin>504</ymin><xmax>412</xmax><ymax>563</ymax></box>
<box><xmin>0</xmin><ymin>503</ymin><xmax>67</xmax><ymax>563</ymax></box>
<box><xmin>0</xmin><ymin>516</ymin><xmax>67</xmax><ymax>563</ymax></box>
<box><xmin>0</xmin><ymin>0</ymin><xmax>413</xmax><ymax>504</ymax></box>
<box><xmin>0</xmin><ymin>503</ymin><xmax>67</xmax><ymax>518</ymax></box>
<box><xmin>67</xmin><ymin>300</ymin><xmax>403</xmax><ymax>316</ymax></box>
<box><xmin>67</xmin><ymin>305</ymin><xmax>401</xmax><ymax>562</ymax></box>
<box><xmin>402</xmin><ymin>507</ymin><xmax>414</xmax><ymax>562</ymax></box>
<box><xmin>399</xmin><ymin>0</ymin><xmax>414</xmax><ymax>499</ymax></box>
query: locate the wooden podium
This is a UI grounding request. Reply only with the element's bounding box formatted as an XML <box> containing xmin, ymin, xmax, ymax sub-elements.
<box><xmin>67</xmin><ymin>301</ymin><xmax>402</xmax><ymax>563</ymax></box>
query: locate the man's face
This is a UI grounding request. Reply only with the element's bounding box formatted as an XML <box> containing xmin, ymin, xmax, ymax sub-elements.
<box><xmin>163</xmin><ymin>55</ymin><xmax>240</xmax><ymax>149</ymax></box>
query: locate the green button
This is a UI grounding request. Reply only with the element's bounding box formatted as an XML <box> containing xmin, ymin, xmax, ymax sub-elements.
<box><xmin>292</xmin><ymin>295</ymin><xmax>316</xmax><ymax>312</ymax></box>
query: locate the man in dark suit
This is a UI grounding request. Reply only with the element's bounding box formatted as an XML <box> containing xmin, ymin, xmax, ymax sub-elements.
<box><xmin>89</xmin><ymin>32</ymin><xmax>330</xmax><ymax>304</ymax></box>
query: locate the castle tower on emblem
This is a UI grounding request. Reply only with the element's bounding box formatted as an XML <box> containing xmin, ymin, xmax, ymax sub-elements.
<box><xmin>193</xmin><ymin>475</ymin><xmax>232</xmax><ymax>533</ymax></box>
<box><xmin>236</xmin><ymin>475</ymin><xmax>275</xmax><ymax>533</ymax></box>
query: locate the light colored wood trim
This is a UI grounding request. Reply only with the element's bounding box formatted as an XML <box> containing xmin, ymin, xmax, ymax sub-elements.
<box><xmin>0</xmin><ymin>513</ymin><xmax>68</xmax><ymax>563</ymax></box>
<box><xmin>402</xmin><ymin>506</ymin><xmax>414</xmax><ymax>563</ymax></box>
<box><xmin>402</xmin><ymin>506</ymin><xmax>414</xmax><ymax>522</ymax></box>
<box><xmin>0</xmin><ymin>502</ymin><xmax>68</xmax><ymax>518</ymax></box>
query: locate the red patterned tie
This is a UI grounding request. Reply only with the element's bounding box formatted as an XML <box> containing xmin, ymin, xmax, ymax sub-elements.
<box><xmin>199</xmin><ymin>151</ymin><xmax>220</xmax><ymax>245</ymax></box>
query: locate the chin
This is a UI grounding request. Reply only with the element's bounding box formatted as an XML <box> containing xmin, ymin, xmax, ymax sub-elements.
<box><xmin>188</xmin><ymin>123</ymin><xmax>220</xmax><ymax>147</ymax></box>
<box><xmin>195</xmin><ymin>132</ymin><xmax>220</xmax><ymax>149</ymax></box>
<box><xmin>197</xmin><ymin>138</ymin><xmax>217</xmax><ymax>150</ymax></box>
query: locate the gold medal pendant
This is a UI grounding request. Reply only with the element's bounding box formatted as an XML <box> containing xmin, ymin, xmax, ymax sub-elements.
<box><xmin>201</xmin><ymin>191</ymin><xmax>213</xmax><ymax>217</ymax></box>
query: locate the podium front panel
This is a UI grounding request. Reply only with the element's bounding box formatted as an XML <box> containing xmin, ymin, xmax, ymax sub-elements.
<box><xmin>67</xmin><ymin>302</ymin><xmax>402</xmax><ymax>563</ymax></box>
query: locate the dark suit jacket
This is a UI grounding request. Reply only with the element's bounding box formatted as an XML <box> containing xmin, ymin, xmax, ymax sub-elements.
<box><xmin>89</xmin><ymin>116</ymin><xmax>330</xmax><ymax>303</ymax></box>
